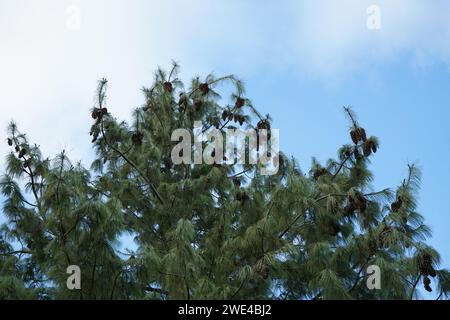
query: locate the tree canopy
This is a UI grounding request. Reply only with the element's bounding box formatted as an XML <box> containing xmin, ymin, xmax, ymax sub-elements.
<box><xmin>1</xmin><ymin>63</ymin><xmax>449</xmax><ymax>300</ymax></box>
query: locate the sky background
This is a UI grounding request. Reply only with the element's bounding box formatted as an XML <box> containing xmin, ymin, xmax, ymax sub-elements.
<box><xmin>1</xmin><ymin>0</ymin><xmax>450</xmax><ymax>299</ymax></box>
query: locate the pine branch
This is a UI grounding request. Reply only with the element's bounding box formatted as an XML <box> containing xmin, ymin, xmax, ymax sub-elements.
<box><xmin>100</xmin><ymin>121</ymin><xmax>164</xmax><ymax>205</ymax></box>
<box><xmin>0</xmin><ymin>250</ymin><xmax>31</xmax><ymax>256</ymax></box>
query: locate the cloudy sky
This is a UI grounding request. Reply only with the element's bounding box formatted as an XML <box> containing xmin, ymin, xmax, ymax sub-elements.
<box><xmin>1</xmin><ymin>0</ymin><xmax>450</xmax><ymax>298</ymax></box>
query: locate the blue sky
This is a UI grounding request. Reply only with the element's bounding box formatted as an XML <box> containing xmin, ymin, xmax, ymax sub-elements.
<box><xmin>1</xmin><ymin>0</ymin><xmax>450</xmax><ymax>298</ymax></box>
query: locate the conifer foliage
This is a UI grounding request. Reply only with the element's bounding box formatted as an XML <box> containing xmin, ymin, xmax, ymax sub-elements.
<box><xmin>1</xmin><ymin>63</ymin><xmax>449</xmax><ymax>299</ymax></box>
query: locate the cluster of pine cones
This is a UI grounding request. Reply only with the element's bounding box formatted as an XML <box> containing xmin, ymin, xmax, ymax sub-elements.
<box><xmin>344</xmin><ymin>191</ymin><xmax>367</xmax><ymax>215</ymax></box>
<box><xmin>348</xmin><ymin>127</ymin><xmax>377</xmax><ymax>159</ymax></box>
<box><xmin>90</xmin><ymin>107</ymin><xmax>108</xmax><ymax>143</ymax></box>
<box><xmin>91</xmin><ymin>107</ymin><xmax>108</xmax><ymax>121</ymax></box>
<box><xmin>418</xmin><ymin>252</ymin><xmax>437</xmax><ymax>292</ymax></box>
<box><xmin>6</xmin><ymin>138</ymin><xmax>27</xmax><ymax>160</ymax></box>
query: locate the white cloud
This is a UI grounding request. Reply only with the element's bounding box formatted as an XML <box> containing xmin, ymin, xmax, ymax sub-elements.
<box><xmin>289</xmin><ymin>0</ymin><xmax>450</xmax><ymax>81</ymax></box>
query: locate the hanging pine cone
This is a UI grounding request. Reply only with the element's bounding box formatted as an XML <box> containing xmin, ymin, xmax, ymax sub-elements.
<box><xmin>418</xmin><ymin>252</ymin><xmax>436</xmax><ymax>278</ymax></box>
<box><xmin>391</xmin><ymin>196</ymin><xmax>403</xmax><ymax>212</ymax></box>
<box><xmin>423</xmin><ymin>276</ymin><xmax>432</xmax><ymax>292</ymax></box>
<box><xmin>233</xmin><ymin>114</ymin><xmax>245</xmax><ymax>126</ymax></box>
<box><xmin>363</xmin><ymin>141</ymin><xmax>372</xmax><ymax>157</ymax></box>
<box><xmin>313</xmin><ymin>167</ymin><xmax>328</xmax><ymax>180</ymax></box>
<box><xmin>235</xmin><ymin>97</ymin><xmax>245</xmax><ymax>109</ymax></box>
<box><xmin>7</xmin><ymin>138</ymin><xmax>13</xmax><ymax>146</ymax></box>
<box><xmin>163</xmin><ymin>82</ymin><xmax>173</xmax><ymax>93</ymax></box>
<box><xmin>199</xmin><ymin>83</ymin><xmax>209</xmax><ymax>95</ymax></box>
<box><xmin>358</xmin><ymin>128</ymin><xmax>367</xmax><ymax>142</ymax></box>
<box><xmin>23</xmin><ymin>159</ymin><xmax>30</xmax><ymax>168</ymax></box>
<box><xmin>131</xmin><ymin>131</ymin><xmax>144</xmax><ymax>146</ymax></box>
<box><xmin>257</xmin><ymin>119</ymin><xmax>269</xmax><ymax>130</ymax></box>
<box><xmin>92</xmin><ymin>107</ymin><xmax>108</xmax><ymax>120</ymax></box>
<box><xmin>429</xmin><ymin>267</ymin><xmax>437</xmax><ymax>278</ymax></box>
<box><xmin>18</xmin><ymin>148</ymin><xmax>27</xmax><ymax>159</ymax></box>
<box><xmin>222</xmin><ymin>110</ymin><xmax>229</xmax><ymax>121</ymax></box>
<box><xmin>350</xmin><ymin>129</ymin><xmax>359</xmax><ymax>144</ymax></box>
<box><xmin>350</xmin><ymin>127</ymin><xmax>367</xmax><ymax>144</ymax></box>
<box><xmin>238</xmin><ymin>115</ymin><xmax>245</xmax><ymax>126</ymax></box>
<box><xmin>91</xmin><ymin>108</ymin><xmax>99</xmax><ymax>119</ymax></box>
<box><xmin>232</xmin><ymin>178</ymin><xmax>241</xmax><ymax>187</ymax></box>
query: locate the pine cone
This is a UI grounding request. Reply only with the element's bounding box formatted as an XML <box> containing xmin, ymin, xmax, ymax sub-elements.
<box><xmin>163</xmin><ymin>82</ymin><xmax>173</xmax><ymax>93</ymax></box>
<box><xmin>428</xmin><ymin>267</ymin><xmax>437</xmax><ymax>278</ymax></box>
<box><xmin>257</xmin><ymin>119</ymin><xmax>269</xmax><ymax>130</ymax></box>
<box><xmin>235</xmin><ymin>97</ymin><xmax>245</xmax><ymax>109</ymax></box>
<box><xmin>350</xmin><ymin>130</ymin><xmax>359</xmax><ymax>144</ymax></box>
<box><xmin>18</xmin><ymin>148</ymin><xmax>27</xmax><ymax>158</ymax></box>
<box><xmin>363</xmin><ymin>141</ymin><xmax>373</xmax><ymax>157</ymax></box>
<box><xmin>358</xmin><ymin>128</ymin><xmax>367</xmax><ymax>142</ymax></box>
<box><xmin>222</xmin><ymin>110</ymin><xmax>229</xmax><ymax>121</ymax></box>
<box><xmin>131</xmin><ymin>131</ymin><xmax>144</xmax><ymax>146</ymax></box>
<box><xmin>391</xmin><ymin>196</ymin><xmax>403</xmax><ymax>212</ymax></box>
<box><xmin>418</xmin><ymin>252</ymin><xmax>435</xmax><ymax>278</ymax></box>
<box><xmin>199</xmin><ymin>83</ymin><xmax>209</xmax><ymax>95</ymax></box>
<box><xmin>7</xmin><ymin>138</ymin><xmax>13</xmax><ymax>146</ymax></box>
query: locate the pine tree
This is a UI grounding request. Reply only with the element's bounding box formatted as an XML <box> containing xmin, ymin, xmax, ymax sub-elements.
<box><xmin>1</xmin><ymin>63</ymin><xmax>449</xmax><ymax>299</ymax></box>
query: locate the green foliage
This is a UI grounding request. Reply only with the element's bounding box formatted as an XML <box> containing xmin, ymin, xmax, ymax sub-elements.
<box><xmin>0</xmin><ymin>63</ymin><xmax>449</xmax><ymax>300</ymax></box>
